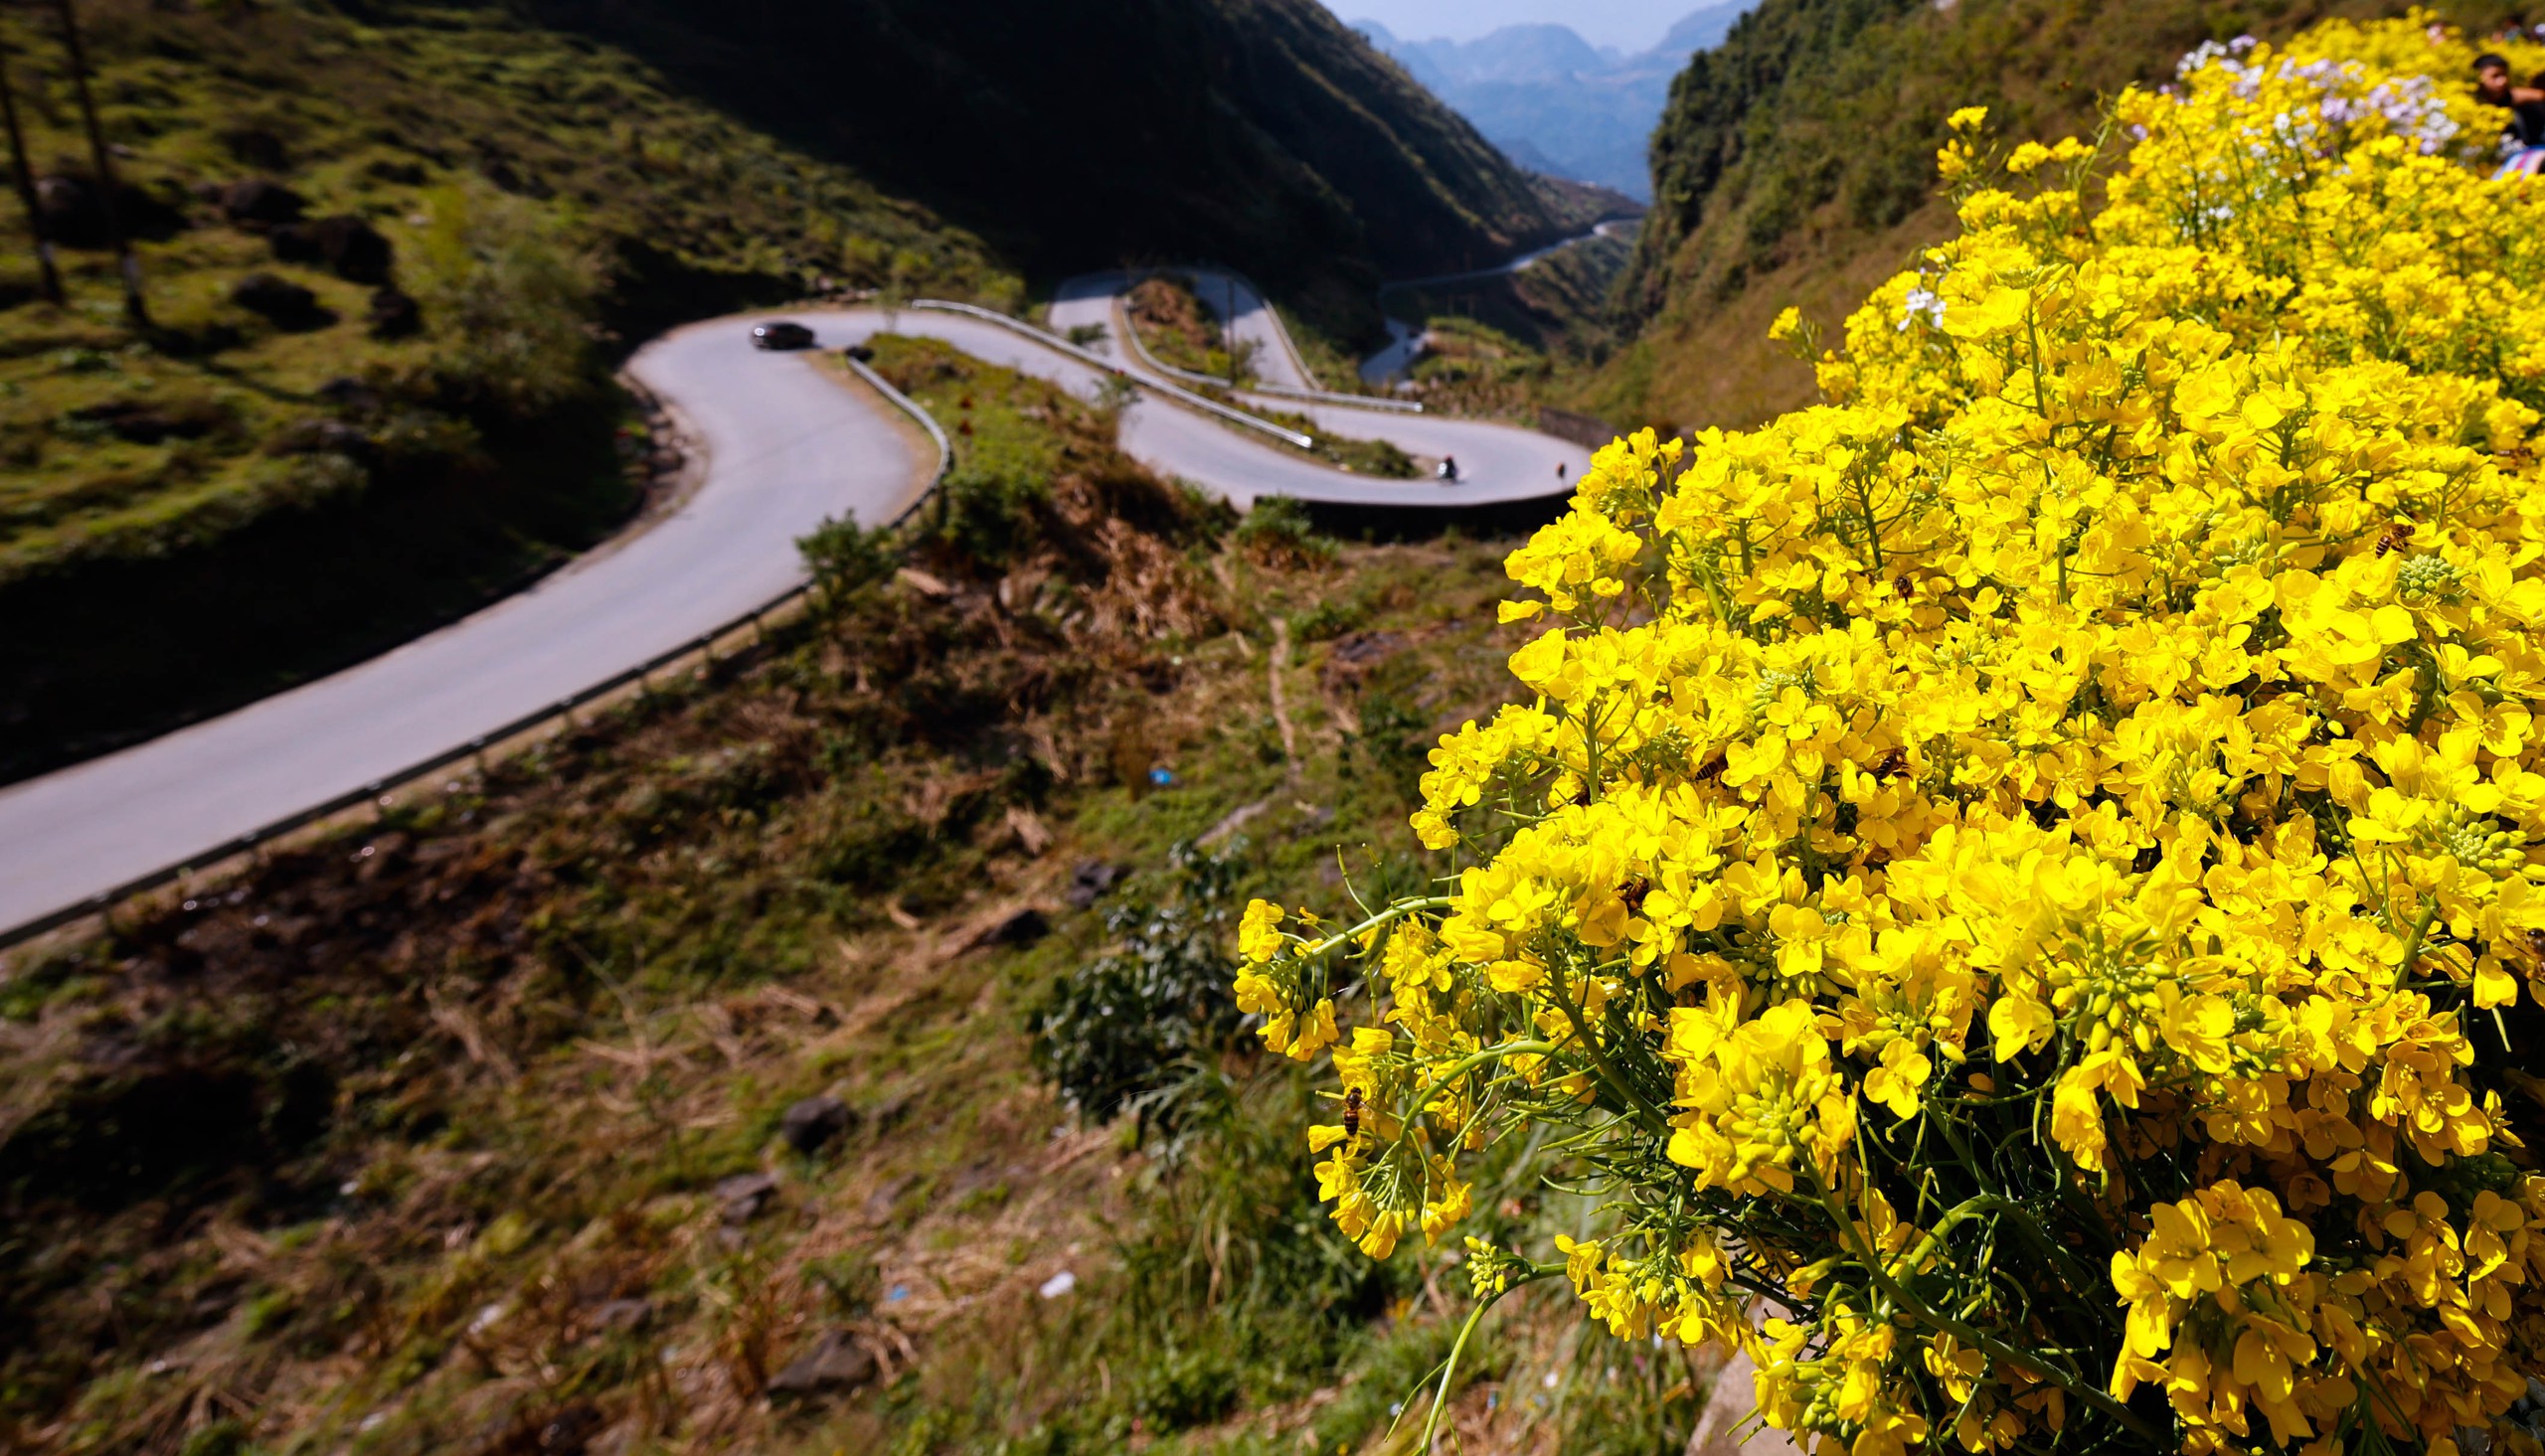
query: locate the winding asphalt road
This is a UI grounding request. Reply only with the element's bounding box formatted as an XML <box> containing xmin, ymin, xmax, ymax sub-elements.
<box><xmin>0</xmin><ymin>301</ymin><xmax>1590</xmax><ymax>939</ymax></box>
<box><xmin>1048</xmin><ymin>270</ymin><xmax>1586</xmax><ymax>495</ymax></box>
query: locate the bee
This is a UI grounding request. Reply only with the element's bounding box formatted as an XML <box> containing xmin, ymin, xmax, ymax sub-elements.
<box><xmin>1893</xmin><ymin>574</ymin><xmax>1915</xmax><ymax>599</ymax></box>
<box><xmin>2377</xmin><ymin>529</ymin><xmax>2407</xmax><ymax>557</ymax></box>
<box><xmin>1342</xmin><ymin>1087</ymin><xmax>1364</xmax><ymax>1141</ymax></box>
<box><xmin>2524</xmin><ymin>927</ymin><xmax>2545</xmax><ymax>966</ymax></box>
<box><xmin>1617</xmin><ymin>877</ymin><xmax>1652</xmax><ymax>915</ymax></box>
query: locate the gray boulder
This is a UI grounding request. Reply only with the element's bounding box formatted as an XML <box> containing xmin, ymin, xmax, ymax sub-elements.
<box><xmin>765</xmin><ymin>1330</ymin><xmax>878</xmax><ymax>1396</ymax></box>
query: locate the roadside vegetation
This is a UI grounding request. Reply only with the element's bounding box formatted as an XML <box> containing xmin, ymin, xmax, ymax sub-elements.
<box><xmin>1263</xmin><ymin>301</ymin><xmax>1368</xmax><ymax>397</ymax></box>
<box><xmin>0</xmin><ymin>0</ymin><xmax>1008</xmax><ymax>781</ymax></box>
<box><xmin>1392</xmin><ymin>319</ymin><xmax>1551</xmax><ymax>420</ymax></box>
<box><xmin>0</xmin><ymin>339</ymin><xmax>1700</xmax><ymax>1455</ymax></box>
<box><xmin>1247</xmin><ymin>403</ymin><xmax>1422</xmax><ymax>481</ymax></box>
<box><xmin>1125</xmin><ymin>274</ymin><xmax>1255</xmax><ymax>385</ymax></box>
<box><xmin>1117</xmin><ymin>276</ymin><xmax>1420</xmax><ymax>480</ymax></box>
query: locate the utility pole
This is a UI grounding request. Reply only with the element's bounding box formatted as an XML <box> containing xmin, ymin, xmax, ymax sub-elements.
<box><xmin>0</xmin><ymin>35</ymin><xmax>63</xmax><ymax>304</ymax></box>
<box><xmin>51</xmin><ymin>0</ymin><xmax>145</xmax><ymax>328</ymax></box>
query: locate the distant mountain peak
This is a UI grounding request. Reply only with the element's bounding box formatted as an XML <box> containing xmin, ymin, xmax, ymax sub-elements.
<box><xmin>1351</xmin><ymin>3</ymin><xmax>1758</xmax><ymax>200</ymax></box>
<box><xmin>1653</xmin><ymin>0</ymin><xmax>1752</xmax><ymax>56</ymax></box>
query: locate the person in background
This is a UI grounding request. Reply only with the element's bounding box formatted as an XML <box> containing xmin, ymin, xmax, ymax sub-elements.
<box><xmin>2475</xmin><ymin>53</ymin><xmax>2545</xmax><ymax>176</ymax></box>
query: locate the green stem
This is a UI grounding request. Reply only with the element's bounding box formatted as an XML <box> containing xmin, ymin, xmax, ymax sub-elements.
<box><xmin>1811</xmin><ymin>1185</ymin><xmax>2161</xmax><ymax>1443</ymax></box>
<box><xmin>1410</xmin><ymin>1269</ymin><xmax>1558</xmax><ymax>1451</ymax></box>
<box><xmin>1901</xmin><ymin>1189</ymin><xmax>2102</xmax><ymax>1302</ymax></box>
<box><xmin>2398</xmin><ymin>898</ymin><xmax>2440</xmax><ymax>978</ymax></box>
<box><xmin>2406</xmin><ymin>637</ymin><xmax>2442</xmax><ymax>738</ymax></box>
<box><xmin>1854</xmin><ymin>472</ymin><xmax>1887</xmax><ymax>574</ymax></box>
<box><xmin>2024</xmin><ymin>298</ymin><xmax>2051</xmax><ymax>421</ymax></box>
<box><xmin>1295</xmin><ymin>896</ymin><xmax>1453</xmax><ymax>967</ymax></box>
<box><xmin>1402</xmin><ymin>1041</ymin><xmax>1560</xmax><ymax>1125</ymax></box>
<box><xmin>1549</xmin><ymin>956</ymin><xmax>1672</xmax><ymax>1136</ymax></box>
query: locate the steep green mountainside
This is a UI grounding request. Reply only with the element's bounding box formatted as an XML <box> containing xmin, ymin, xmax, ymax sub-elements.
<box><xmin>509</xmin><ymin>0</ymin><xmax>1621</xmax><ymax>333</ymax></box>
<box><xmin>1583</xmin><ymin>0</ymin><xmax>2530</xmax><ymax>432</ymax></box>
<box><xmin>0</xmin><ymin>0</ymin><xmax>1007</xmax><ymax>780</ymax></box>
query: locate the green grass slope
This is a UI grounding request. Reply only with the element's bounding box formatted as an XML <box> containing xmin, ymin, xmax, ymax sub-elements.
<box><xmin>1582</xmin><ymin>0</ymin><xmax>2532</xmax><ymax>433</ymax></box>
<box><xmin>0</xmin><ymin>0</ymin><xmax>1009</xmax><ymax>780</ymax></box>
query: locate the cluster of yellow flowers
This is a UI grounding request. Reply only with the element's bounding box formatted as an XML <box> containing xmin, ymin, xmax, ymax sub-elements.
<box><xmin>1235</xmin><ymin>14</ymin><xmax>2545</xmax><ymax>1456</ymax></box>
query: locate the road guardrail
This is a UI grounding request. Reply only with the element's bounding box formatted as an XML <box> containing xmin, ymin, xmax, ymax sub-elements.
<box><xmin>1120</xmin><ymin>267</ymin><xmax>1425</xmax><ymax>414</ymax></box>
<box><xmin>0</xmin><ymin>357</ymin><xmax>954</xmax><ymax>955</ymax></box>
<box><xmin>909</xmin><ymin>299</ymin><xmax>1317</xmax><ymax>450</ymax></box>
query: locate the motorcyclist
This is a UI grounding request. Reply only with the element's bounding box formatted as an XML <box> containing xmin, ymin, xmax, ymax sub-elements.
<box><xmin>1437</xmin><ymin>454</ymin><xmax>1458</xmax><ymax>483</ymax></box>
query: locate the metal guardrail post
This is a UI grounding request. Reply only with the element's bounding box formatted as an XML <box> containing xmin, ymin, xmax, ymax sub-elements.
<box><xmin>840</xmin><ymin>354</ymin><xmax>952</xmax><ymax>529</ymax></box>
<box><xmin>0</xmin><ymin>325</ymin><xmax>940</xmax><ymax>955</ymax></box>
<box><xmin>1120</xmin><ymin>268</ymin><xmax>1424</xmax><ymax>414</ymax></box>
<box><xmin>907</xmin><ymin>299</ymin><xmax>1318</xmax><ymax>450</ymax></box>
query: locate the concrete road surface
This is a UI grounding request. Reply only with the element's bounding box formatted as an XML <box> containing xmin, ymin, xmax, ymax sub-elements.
<box><xmin>0</xmin><ymin>304</ymin><xmax>1589</xmax><ymax>937</ymax></box>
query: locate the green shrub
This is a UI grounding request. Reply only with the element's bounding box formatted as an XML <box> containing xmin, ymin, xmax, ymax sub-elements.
<box><xmin>1231</xmin><ymin>496</ymin><xmax>1332</xmax><ymax>568</ymax></box>
<box><xmin>932</xmin><ymin>460</ymin><xmax>1050</xmax><ymax>567</ymax></box>
<box><xmin>1026</xmin><ymin>844</ymin><xmax>1244</xmax><ymax>1133</ymax></box>
<box><xmin>413</xmin><ymin>184</ymin><xmax>599</xmax><ymax>418</ymax></box>
<box><xmin>797</xmin><ymin>515</ymin><xmax>902</xmax><ymax>597</ymax></box>
<box><xmin>1286</xmin><ymin>595</ymin><xmax>1365</xmax><ymax>642</ymax></box>
<box><xmin>1129</xmin><ymin>1345</ymin><xmax>1240</xmax><ymax>1431</ymax></box>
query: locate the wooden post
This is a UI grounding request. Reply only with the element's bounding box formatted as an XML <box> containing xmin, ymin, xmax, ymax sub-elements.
<box><xmin>0</xmin><ymin>36</ymin><xmax>63</xmax><ymax>304</ymax></box>
<box><xmin>50</xmin><ymin>0</ymin><xmax>144</xmax><ymax>328</ymax></box>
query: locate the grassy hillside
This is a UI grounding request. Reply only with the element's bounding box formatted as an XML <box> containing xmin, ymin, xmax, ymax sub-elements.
<box><xmin>0</xmin><ymin>339</ymin><xmax>1692</xmax><ymax>1456</ymax></box>
<box><xmin>0</xmin><ymin>0</ymin><xmax>1008</xmax><ymax>781</ymax></box>
<box><xmin>1581</xmin><ymin>0</ymin><xmax>2533</xmax><ymax>432</ymax></box>
<box><xmin>508</xmin><ymin>0</ymin><xmax>1619</xmax><ymax>340</ymax></box>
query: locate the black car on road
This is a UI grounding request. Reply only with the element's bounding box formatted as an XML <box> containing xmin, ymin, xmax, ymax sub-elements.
<box><xmin>753</xmin><ymin>321</ymin><xmax>816</xmax><ymax>351</ymax></box>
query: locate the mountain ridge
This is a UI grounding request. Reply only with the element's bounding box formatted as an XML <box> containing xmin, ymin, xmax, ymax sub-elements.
<box><xmin>510</xmin><ymin>0</ymin><xmax>1612</xmax><ymax>335</ymax></box>
<box><xmin>1352</xmin><ymin>3</ymin><xmax>1751</xmax><ymax>198</ymax></box>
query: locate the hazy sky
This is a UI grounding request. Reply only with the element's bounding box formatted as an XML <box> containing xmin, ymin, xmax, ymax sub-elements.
<box><xmin>1325</xmin><ymin>0</ymin><xmax>1696</xmax><ymax>53</ymax></box>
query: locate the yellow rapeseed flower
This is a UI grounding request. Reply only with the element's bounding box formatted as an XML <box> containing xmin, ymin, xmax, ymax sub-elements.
<box><xmin>1235</xmin><ymin>15</ymin><xmax>2545</xmax><ymax>1455</ymax></box>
